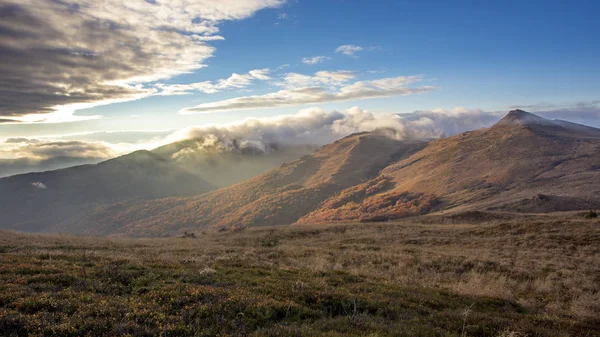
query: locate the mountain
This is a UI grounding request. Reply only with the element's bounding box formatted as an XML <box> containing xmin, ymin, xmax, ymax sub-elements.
<box><xmin>299</xmin><ymin>110</ymin><xmax>600</xmax><ymax>223</ymax></box>
<box><xmin>0</xmin><ymin>150</ymin><xmax>214</xmax><ymax>232</ymax></box>
<box><xmin>69</xmin><ymin>132</ymin><xmax>428</xmax><ymax>236</ymax></box>
<box><xmin>4</xmin><ymin>110</ymin><xmax>600</xmax><ymax>236</ymax></box>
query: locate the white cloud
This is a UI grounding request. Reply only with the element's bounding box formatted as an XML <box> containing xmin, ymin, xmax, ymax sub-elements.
<box><xmin>2</xmin><ymin>140</ymin><xmax>117</xmax><ymax>162</ymax></box>
<box><xmin>0</xmin><ymin>130</ymin><xmax>174</xmax><ymax>161</ymax></box>
<box><xmin>155</xmin><ymin>69</ymin><xmax>271</xmax><ymax>96</ymax></box>
<box><xmin>191</xmin><ymin>34</ymin><xmax>226</xmax><ymax>42</ymax></box>
<box><xmin>302</xmin><ymin>56</ymin><xmax>331</xmax><ymax>65</ymax></box>
<box><xmin>397</xmin><ymin>108</ymin><xmax>503</xmax><ymax>138</ymax></box>
<box><xmin>0</xmin><ymin>0</ymin><xmax>285</xmax><ymax>122</ymax></box>
<box><xmin>278</xmin><ymin>70</ymin><xmax>356</xmax><ymax>88</ymax></box>
<box><xmin>181</xmin><ymin>75</ymin><xmax>433</xmax><ymax>114</ymax></box>
<box><xmin>172</xmin><ymin>106</ymin><xmax>509</xmax><ymax>154</ymax></box>
<box><xmin>335</xmin><ymin>44</ymin><xmax>364</xmax><ymax>57</ymax></box>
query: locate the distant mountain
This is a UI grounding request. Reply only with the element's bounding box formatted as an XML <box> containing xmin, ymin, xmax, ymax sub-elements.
<box><xmin>0</xmin><ymin>150</ymin><xmax>214</xmax><ymax>232</ymax></box>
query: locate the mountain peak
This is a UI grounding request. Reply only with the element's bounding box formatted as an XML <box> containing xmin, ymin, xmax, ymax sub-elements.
<box><xmin>505</xmin><ymin>109</ymin><xmax>544</xmax><ymax>122</ymax></box>
<box><xmin>493</xmin><ymin>109</ymin><xmax>546</xmax><ymax>128</ymax></box>
<box><xmin>491</xmin><ymin>109</ymin><xmax>600</xmax><ymax>138</ymax></box>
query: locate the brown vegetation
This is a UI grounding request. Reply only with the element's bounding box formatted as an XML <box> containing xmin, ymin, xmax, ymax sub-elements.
<box><xmin>1</xmin><ymin>214</ymin><xmax>599</xmax><ymax>336</ymax></box>
<box><xmin>68</xmin><ymin>134</ymin><xmax>427</xmax><ymax>237</ymax></box>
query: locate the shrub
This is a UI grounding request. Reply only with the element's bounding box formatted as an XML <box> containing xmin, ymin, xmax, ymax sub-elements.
<box><xmin>584</xmin><ymin>210</ymin><xmax>598</xmax><ymax>219</ymax></box>
<box><xmin>259</xmin><ymin>232</ymin><xmax>280</xmax><ymax>248</ymax></box>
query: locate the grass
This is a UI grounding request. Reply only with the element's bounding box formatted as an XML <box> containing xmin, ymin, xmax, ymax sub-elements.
<box><xmin>0</xmin><ymin>215</ymin><xmax>599</xmax><ymax>336</ymax></box>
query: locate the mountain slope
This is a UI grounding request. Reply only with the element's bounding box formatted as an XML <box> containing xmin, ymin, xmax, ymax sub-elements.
<box><xmin>0</xmin><ymin>150</ymin><xmax>214</xmax><ymax>232</ymax></box>
<box><xmin>299</xmin><ymin>110</ymin><xmax>600</xmax><ymax>223</ymax></box>
<box><xmin>11</xmin><ymin>110</ymin><xmax>600</xmax><ymax>236</ymax></box>
<box><xmin>73</xmin><ymin>133</ymin><xmax>428</xmax><ymax>236</ymax></box>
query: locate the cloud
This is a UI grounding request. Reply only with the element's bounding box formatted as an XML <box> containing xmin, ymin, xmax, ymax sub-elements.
<box><xmin>0</xmin><ymin>130</ymin><xmax>177</xmax><ymax>176</ymax></box>
<box><xmin>0</xmin><ymin>0</ymin><xmax>285</xmax><ymax>122</ymax></box>
<box><xmin>155</xmin><ymin>69</ymin><xmax>271</xmax><ymax>96</ymax></box>
<box><xmin>181</xmin><ymin>75</ymin><xmax>434</xmax><ymax>114</ymax></box>
<box><xmin>171</xmin><ymin>106</ymin><xmax>507</xmax><ymax>156</ymax></box>
<box><xmin>171</xmin><ymin>108</ymin><xmax>347</xmax><ymax>153</ymax></box>
<box><xmin>5</xmin><ymin>140</ymin><xmax>117</xmax><ymax>162</ymax></box>
<box><xmin>277</xmin><ymin>71</ymin><xmax>356</xmax><ymax>88</ymax></box>
<box><xmin>396</xmin><ymin>108</ymin><xmax>503</xmax><ymax>138</ymax></box>
<box><xmin>0</xmin><ymin>130</ymin><xmax>174</xmax><ymax>161</ymax></box>
<box><xmin>335</xmin><ymin>44</ymin><xmax>364</xmax><ymax>57</ymax></box>
<box><xmin>302</xmin><ymin>56</ymin><xmax>331</xmax><ymax>65</ymax></box>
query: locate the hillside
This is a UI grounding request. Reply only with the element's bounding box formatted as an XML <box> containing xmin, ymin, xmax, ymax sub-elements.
<box><xmin>7</xmin><ymin>110</ymin><xmax>600</xmax><ymax>236</ymax></box>
<box><xmin>298</xmin><ymin>110</ymin><xmax>600</xmax><ymax>223</ymax></box>
<box><xmin>0</xmin><ymin>151</ymin><xmax>214</xmax><ymax>232</ymax></box>
<box><xmin>72</xmin><ymin>133</ymin><xmax>428</xmax><ymax>236</ymax></box>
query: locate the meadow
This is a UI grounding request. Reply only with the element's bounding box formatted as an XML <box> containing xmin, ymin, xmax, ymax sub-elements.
<box><xmin>0</xmin><ymin>213</ymin><xmax>598</xmax><ymax>336</ymax></box>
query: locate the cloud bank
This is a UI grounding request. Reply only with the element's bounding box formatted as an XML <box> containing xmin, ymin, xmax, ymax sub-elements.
<box><xmin>4</xmin><ymin>104</ymin><xmax>600</xmax><ymax>177</ymax></box>
<box><xmin>0</xmin><ymin>0</ymin><xmax>284</xmax><ymax>122</ymax></box>
<box><xmin>170</xmin><ymin>106</ymin><xmax>504</xmax><ymax>156</ymax></box>
<box><xmin>181</xmin><ymin>75</ymin><xmax>434</xmax><ymax>114</ymax></box>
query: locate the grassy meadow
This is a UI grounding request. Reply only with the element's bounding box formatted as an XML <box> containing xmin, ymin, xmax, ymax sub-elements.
<box><xmin>0</xmin><ymin>214</ymin><xmax>598</xmax><ymax>336</ymax></box>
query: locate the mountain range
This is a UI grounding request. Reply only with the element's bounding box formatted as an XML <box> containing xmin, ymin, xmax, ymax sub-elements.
<box><xmin>1</xmin><ymin>110</ymin><xmax>599</xmax><ymax>236</ymax></box>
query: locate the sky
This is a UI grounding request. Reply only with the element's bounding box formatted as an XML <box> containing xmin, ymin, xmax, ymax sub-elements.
<box><xmin>0</xmin><ymin>0</ymin><xmax>599</xmax><ymax>166</ymax></box>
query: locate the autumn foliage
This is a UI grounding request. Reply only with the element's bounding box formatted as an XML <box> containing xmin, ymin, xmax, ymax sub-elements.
<box><xmin>298</xmin><ymin>176</ymin><xmax>439</xmax><ymax>224</ymax></box>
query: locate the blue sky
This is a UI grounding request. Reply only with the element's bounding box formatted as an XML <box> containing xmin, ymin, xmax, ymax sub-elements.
<box><xmin>92</xmin><ymin>0</ymin><xmax>599</xmax><ymax>118</ymax></box>
<box><xmin>1</xmin><ymin>0</ymin><xmax>599</xmax><ymax>158</ymax></box>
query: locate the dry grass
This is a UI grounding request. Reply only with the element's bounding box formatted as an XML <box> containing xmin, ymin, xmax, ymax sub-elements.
<box><xmin>1</xmin><ymin>214</ymin><xmax>599</xmax><ymax>336</ymax></box>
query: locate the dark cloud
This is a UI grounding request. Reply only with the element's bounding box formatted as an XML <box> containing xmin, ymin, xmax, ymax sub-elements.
<box><xmin>4</xmin><ymin>138</ymin><xmax>42</xmax><ymax>144</ymax></box>
<box><xmin>0</xmin><ymin>0</ymin><xmax>284</xmax><ymax>121</ymax></box>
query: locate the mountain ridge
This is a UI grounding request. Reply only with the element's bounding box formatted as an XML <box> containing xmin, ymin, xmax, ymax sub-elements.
<box><xmin>0</xmin><ymin>150</ymin><xmax>214</xmax><ymax>232</ymax></box>
<box><xmin>2</xmin><ymin>110</ymin><xmax>599</xmax><ymax>236</ymax></box>
<box><xmin>93</xmin><ymin>110</ymin><xmax>600</xmax><ymax>236</ymax></box>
